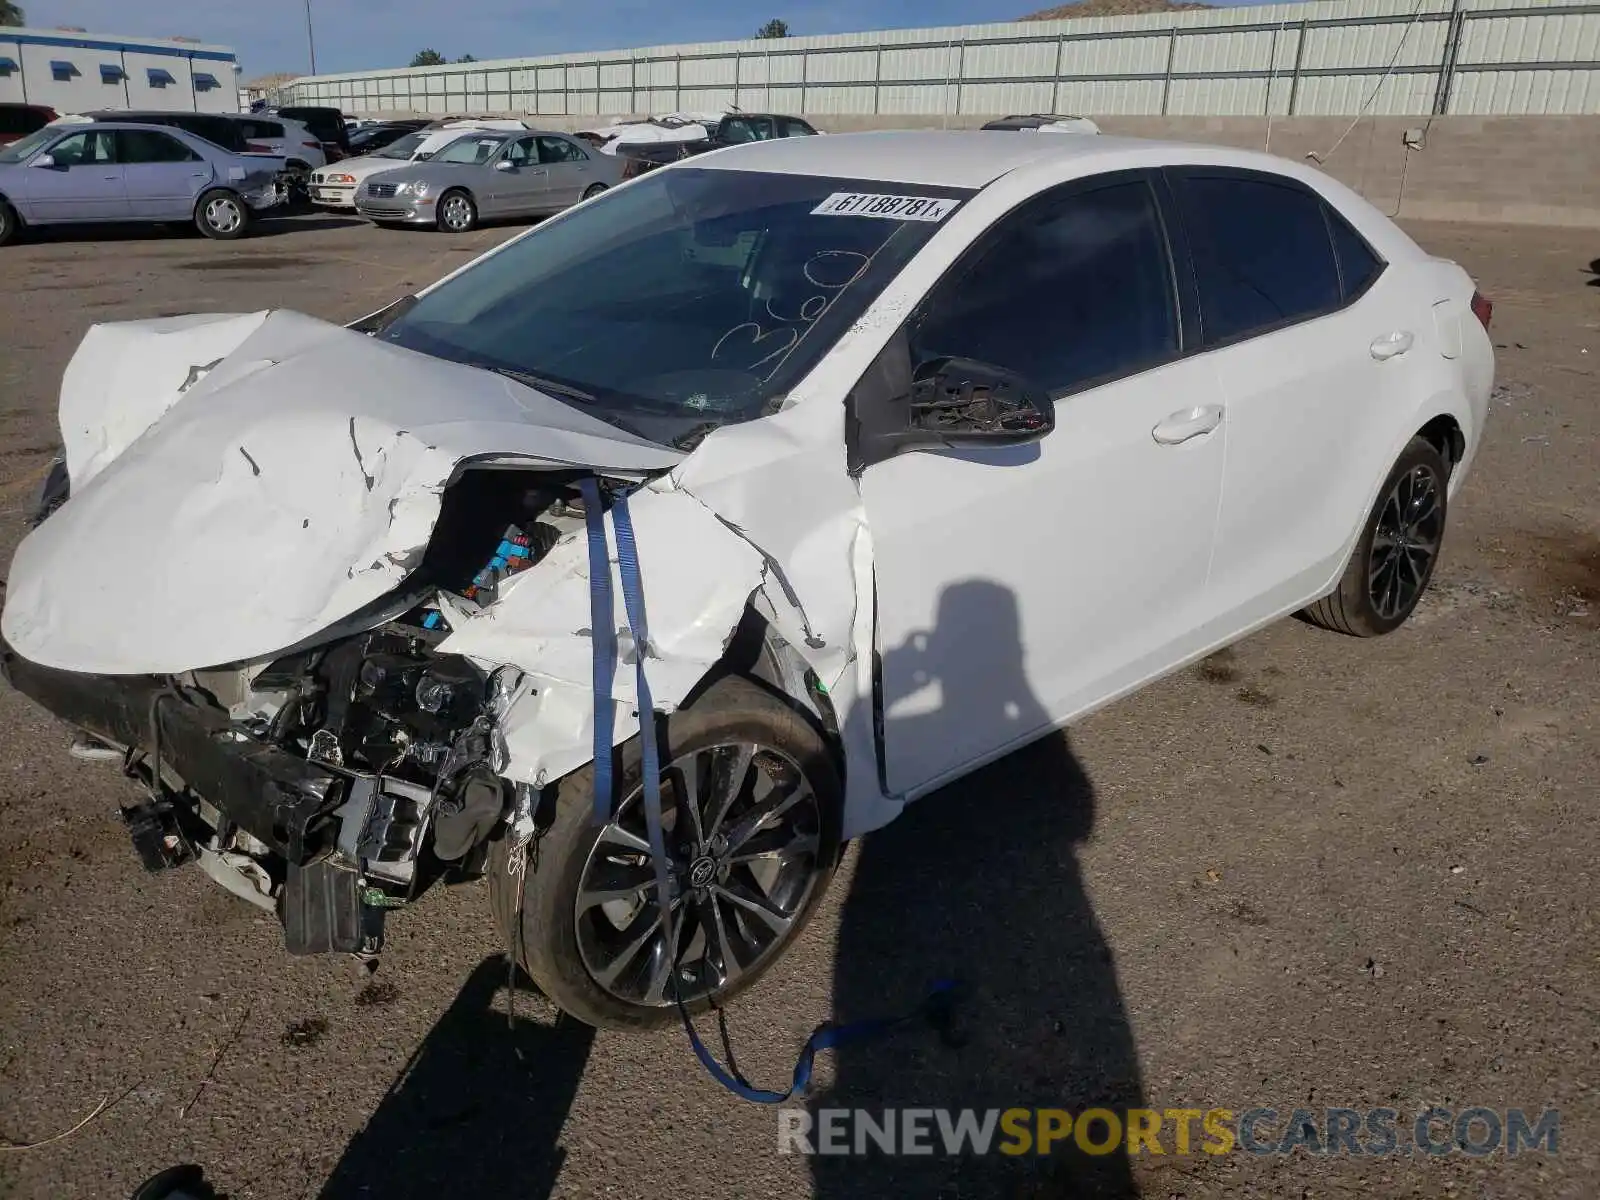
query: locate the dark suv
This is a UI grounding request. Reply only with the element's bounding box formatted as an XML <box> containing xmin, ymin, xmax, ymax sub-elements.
<box><xmin>0</xmin><ymin>103</ymin><xmax>58</xmax><ymax>147</ymax></box>
<box><xmin>81</xmin><ymin>110</ymin><xmax>257</xmax><ymax>154</ymax></box>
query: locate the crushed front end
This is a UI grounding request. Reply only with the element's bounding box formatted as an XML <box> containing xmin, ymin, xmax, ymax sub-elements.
<box><xmin>1</xmin><ymin>470</ymin><xmax>597</xmax><ymax>958</ymax></box>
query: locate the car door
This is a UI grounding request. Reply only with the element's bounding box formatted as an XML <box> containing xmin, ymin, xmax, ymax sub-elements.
<box><xmin>1165</xmin><ymin>168</ymin><xmax>1416</xmax><ymax>627</ymax></box>
<box><xmin>535</xmin><ymin>135</ymin><xmax>593</xmax><ymax>209</ymax></box>
<box><xmin>858</xmin><ymin>172</ymin><xmax>1229</xmax><ymax>799</ymax></box>
<box><xmin>23</xmin><ymin>130</ymin><xmax>127</xmax><ymax>222</ymax></box>
<box><xmin>116</xmin><ymin>129</ymin><xmax>210</xmax><ymax>219</ymax></box>
<box><xmin>484</xmin><ymin>135</ymin><xmax>547</xmax><ymax>216</ymax></box>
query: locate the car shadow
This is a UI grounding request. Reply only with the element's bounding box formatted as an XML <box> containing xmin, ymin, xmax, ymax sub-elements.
<box><xmin>810</xmin><ymin>579</ymin><xmax>1144</xmax><ymax>1198</ymax></box>
<box><xmin>1586</xmin><ymin>257</ymin><xmax>1600</xmax><ymax>287</ymax></box>
<box><xmin>16</xmin><ymin>214</ymin><xmax>364</xmax><ymax>245</ymax></box>
<box><xmin>316</xmin><ymin>958</ymin><xmax>594</xmax><ymax>1200</ymax></box>
<box><xmin>253</xmin><ymin>214</ymin><xmax>367</xmax><ymax>236</ymax></box>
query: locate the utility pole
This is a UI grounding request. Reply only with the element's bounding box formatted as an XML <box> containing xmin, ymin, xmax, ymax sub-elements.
<box><xmin>304</xmin><ymin>0</ymin><xmax>318</xmax><ymax>74</ymax></box>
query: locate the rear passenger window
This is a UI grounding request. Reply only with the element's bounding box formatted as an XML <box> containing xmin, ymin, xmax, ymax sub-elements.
<box><xmin>1326</xmin><ymin>206</ymin><xmax>1385</xmax><ymax>300</ymax></box>
<box><xmin>910</xmin><ymin>180</ymin><xmax>1179</xmax><ymax>396</ymax></box>
<box><xmin>1174</xmin><ymin>174</ymin><xmax>1342</xmax><ymax>345</ymax></box>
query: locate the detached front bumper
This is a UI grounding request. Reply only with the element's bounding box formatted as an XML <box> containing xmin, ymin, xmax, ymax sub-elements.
<box><xmin>0</xmin><ymin>638</ymin><xmax>343</xmax><ymax>863</ymax></box>
<box><xmin>354</xmin><ymin>193</ymin><xmax>435</xmax><ymax>225</ymax></box>
<box><xmin>0</xmin><ymin>637</ymin><xmax>398</xmax><ymax>955</ymax></box>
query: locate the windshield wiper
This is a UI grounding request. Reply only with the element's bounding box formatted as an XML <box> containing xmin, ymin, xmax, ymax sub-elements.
<box><xmin>488</xmin><ymin>366</ymin><xmax>598</xmax><ymax>405</ymax></box>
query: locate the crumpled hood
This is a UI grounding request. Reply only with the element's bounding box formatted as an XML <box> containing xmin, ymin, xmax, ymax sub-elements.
<box><xmin>1</xmin><ymin>309</ymin><xmax>682</xmax><ymax>675</ymax></box>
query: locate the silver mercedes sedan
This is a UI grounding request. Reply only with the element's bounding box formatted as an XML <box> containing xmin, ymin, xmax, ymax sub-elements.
<box><xmin>353</xmin><ymin>128</ymin><xmax>624</xmax><ymax>231</ymax></box>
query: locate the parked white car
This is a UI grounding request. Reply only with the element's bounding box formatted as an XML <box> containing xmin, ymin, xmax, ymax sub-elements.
<box><xmin>1</xmin><ymin>132</ymin><xmax>1492</xmax><ymax>1030</ymax></box>
<box><xmin>308</xmin><ymin>128</ymin><xmax>481</xmax><ymax>209</ymax></box>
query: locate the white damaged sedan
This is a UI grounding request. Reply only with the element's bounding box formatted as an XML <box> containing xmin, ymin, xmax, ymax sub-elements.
<box><xmin>1</xmin><ymin>131</ymin><xmax>1492</xmax><ymax>1029</ymax></box>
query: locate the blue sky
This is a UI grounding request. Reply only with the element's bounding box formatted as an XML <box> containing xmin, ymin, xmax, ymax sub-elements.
<box><xmin>23</xmin><ymin>0</ymin><xmax>1265</xmax><ymax>78</ymax></box>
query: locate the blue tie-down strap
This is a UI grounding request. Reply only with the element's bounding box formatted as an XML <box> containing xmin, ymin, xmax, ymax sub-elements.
<box><xmin>587</xmin><ymin>477</ymin><xmax>962</xmax><ymax>1104</ymax></box>
<box><xmin>610</xmin><ymin>491</ymin><xmax>676</xmax><ymax>943</ymax></box>
<box><xmin>579</xmin><ymin>477</ymin><xmax>617</xmax><ymax>827</ymax></box>
<box><xmin>676</xmin><ymin>979</ymin><xmax>963</xmax><ymax>1104</ymax></box>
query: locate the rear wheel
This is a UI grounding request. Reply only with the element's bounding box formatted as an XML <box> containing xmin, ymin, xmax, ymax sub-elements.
<box><xmin>1301</xmin><ymin>436</ymin><xmax>1449</xmax><ymax>636</ymax></box>
<box><xmin>488</xmin><ymin>675</ymin><xmax>841</xmax><ymax>1029</ymax></box>
<box><xmin>436</xmin><ymin>189</ymin><xmax>477</xmax><ymax>232</ymax></box>
<box><xmin>582</xmin><ymin>183</ymin><xmax>607</xmax><ymax>201</ymax></box>
<box><xmin>195</xmin><ymin>189</ymin><xmax>249</xmax><ymax>240</ymax></box>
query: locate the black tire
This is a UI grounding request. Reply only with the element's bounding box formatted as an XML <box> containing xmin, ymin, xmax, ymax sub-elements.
<box><xmin>195</xmin><ymin>189</ymin><xmax>250</xmax><ymax>240</ymax></box>
<box><xmin>0</xmin><ymin>198</ymin><xmax>18</xmax><ymax>247</ymax></box>
<box><xmin>435</xmin><ymin>188</ymin><xmax>477</xmax><ymax>232</ymax></box>
<box><xmin>1301</xmin><ymin>435</ymin><xmax>1449</xmax><ymax>637</ymax></box>
<box><xmin>582</xmin><ymin>183</ymin><xmax>607</xmax><ymax>201</ymax></box>
<box><xmin>488</xmin><ymin>675</ymin><xmax>841</xmax><ymax>1029</ymax></box>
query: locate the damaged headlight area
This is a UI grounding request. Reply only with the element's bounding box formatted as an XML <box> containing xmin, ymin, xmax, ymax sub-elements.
<box><xmin>3</xmin><ymin>467</ymin><xmax>603</xmax><ymax>959</ymax></box>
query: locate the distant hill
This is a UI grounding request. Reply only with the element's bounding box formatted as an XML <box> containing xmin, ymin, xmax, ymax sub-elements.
<box><xmin>1021</xmin><ymin>0</ymin><xmax>1213</xmax><ymax>18</ymax></box>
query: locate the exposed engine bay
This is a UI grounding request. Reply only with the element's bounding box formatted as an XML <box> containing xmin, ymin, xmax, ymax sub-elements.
<box><xmin>130</xmin><ymin>468</ymin><xmax>607</xmax><ymax>951</ymax></box>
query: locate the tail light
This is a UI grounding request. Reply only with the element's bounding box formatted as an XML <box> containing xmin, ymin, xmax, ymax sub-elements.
<box><xmin>1470</xmin><ymin>290</ymin><xmax>1493</xmax><ymax>329</ymax></box>
<box><xmin>245</xmin><ymin>141</ymin><xmax>273</xmax><ymax>153</ymax></box>
<box><xmin>620</xmin><ymin>156</ymin><xmax>647</xmax><ymax>180</ymax></box>
<box><xmin>303</xmin><ymin>140</ymin><xmax>322</xmax><ymax>151</ymax></box>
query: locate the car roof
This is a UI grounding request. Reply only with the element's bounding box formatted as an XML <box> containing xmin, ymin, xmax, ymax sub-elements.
<box><xmin>52</xmin><ymin>120</ymin><xmax>206</xmax><ymax>133</ymax></box>
<box><xmin>690</xmin><ymin>129</ymin><xmax>1292</xmax><ymax>190</ymax></box>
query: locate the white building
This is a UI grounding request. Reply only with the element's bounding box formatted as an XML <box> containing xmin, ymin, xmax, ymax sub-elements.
<box><xmin>0</xmin><ymin>27</ymin><xmax>239</xmax><ymax>114</ymax></box>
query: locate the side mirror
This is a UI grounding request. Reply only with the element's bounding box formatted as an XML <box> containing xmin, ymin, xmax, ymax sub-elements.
<box><xmin>494</xmin><ymin>159</ymin><xmax>515</xmax><ymax>172</ymax></box>
<box><xmin>847</xmin><ymin>338</ymin><xmax>1056</xmax><ymax>471</ymax></box>
<box><xmin>31</xmin><ymin>153</ymin><xmax>57</xmax><ymax>169</ymax></box>
<box><xmin>856</xmin><ymin>355</ymin><xmax>1055</xmax><ymax>469</ymax></box>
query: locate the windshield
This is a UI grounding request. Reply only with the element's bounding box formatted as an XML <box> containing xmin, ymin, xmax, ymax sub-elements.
<box><xmin>432</xmin><ymin>134</ymin><xmax>506</xmax><ymax>165</ymax></box>
<box><xmin>0</xmin><ymin>127</ymin><xmax>59</xmax><ymax>164</ymax></box>
<box><xmin>379</xmin><ymin>167</ymin><xmax>973</xmax><ymax>445</ymax></box>
<box><xmin>375</xmin><ymin>132</ymin><xmax>428</xmax><ymax>160</ymax></box>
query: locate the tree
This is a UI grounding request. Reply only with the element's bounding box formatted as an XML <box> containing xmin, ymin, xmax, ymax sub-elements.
<box><xmin>755</xmin><ymin>18</ymin><xmax>789</xmax><ymax>38</ymax></box>
<box><xmin>409</xmin><ymin>49</ymin><xmax>446</xmax><ymax>67</ymax></box>
<box><xmin>456</xmin><ymin>54</ymin><xmax>477</xmax><ymax>63</ymax></box>
<box><xmin>0</xmin><ymin>1</ymin><xmax>25</xmax><ymax>27</ymax></box>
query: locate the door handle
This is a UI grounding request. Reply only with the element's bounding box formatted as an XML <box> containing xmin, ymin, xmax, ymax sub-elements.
<box><xmin>1152</xmin><ymin>405</ymin><xmax>1224</xmax><ymax>445</ymax></box>
<box><xmin>1369</xmin><ymin>330</ymin><xmax>1415</xmax><ymax>360</ymax></box>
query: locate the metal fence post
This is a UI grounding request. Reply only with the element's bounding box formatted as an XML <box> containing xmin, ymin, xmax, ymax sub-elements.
<box><xmin>873</xmin><ymin>44</ymin><xmax>882</xmax><ymax>115</ymax></box>
<box><xmin>1161</xmin><ymin>26</ymin><xmax>1178</xmax><ymax>115</ymax></box>
<box><xmin>954</xmin><ymin>39</ymin><xmax>966</xmax><ymax>117</ymax></box>
<box><xmin>1287</xmin><ymin>19</ymin><xmax>1308</xmax><ymax>115</ymax></box>
<box><xmin>1433</xmin><ymin>0</ymin><xmax>1468</xmax><ymax>115</ymax></box>
<box><xmin>1053</xmin><ymin>33</ymin><xmax>1066</xmax><ymax>114</ymax></box>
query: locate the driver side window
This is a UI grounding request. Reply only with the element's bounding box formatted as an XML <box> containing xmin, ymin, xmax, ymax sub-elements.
<box><xmin>908</xmin><ymin>178</ymin><xmax>1180</xmax><ymax>398</ymax></box>
<box><xmin>505</xmin><ymin>136</ymin><xmax>538</xmax><ymax>167</ymax></box>
<box><xmin>46</xmin><ymin>130</ymin><xmax>115</xmax><ymax>167</ymax></box>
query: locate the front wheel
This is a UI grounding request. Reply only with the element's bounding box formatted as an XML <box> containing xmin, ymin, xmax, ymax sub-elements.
<box><xmin>195</xmin><ymin>189</ymin><xmax>249</xmax><ymax>240</ymax></box>
<box><xmin>488</xmin><ymin>675</ymin><xmax>841</xmax><ymax>1029</ymax></box>
<box><xmin>436</xmin><ymin>189</ymin><xmax>477</xmax><ymax>232</ymax></box>
<box><xmin>1301</xmin><ymin>435</ymin><xmax>1449</xmax><ymax>636</ymax></box>
<box><xmin>0</xmin><ymin>199</ymin><xmax>18</xmax><ymax>246</ymax></box>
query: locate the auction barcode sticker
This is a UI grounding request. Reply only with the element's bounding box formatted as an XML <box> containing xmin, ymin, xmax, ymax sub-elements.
<box><xmin>811</xmin><ymin>192</ymin><xmax>961</xmax><ymax>221</ymax></box>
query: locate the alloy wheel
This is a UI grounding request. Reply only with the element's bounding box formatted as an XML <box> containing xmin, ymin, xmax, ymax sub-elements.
<box><xmin>441</xmin><ymin>195</ymin><xmax>472</xmax><ymax>230</ymax></box>
<box><xmin>1368</xmin><ymin>462</ymin><xmax>1443</xmax><ymax>620</ymax></box>
<box><xmin>574</xmin><ymin>742</ymin><xmax>824</xmax><ymax>1008</ymax></box>
<box><xmin>205</xmin><ymin>197</ymin><xmax>242</xmax><ymax>234</ymax></box>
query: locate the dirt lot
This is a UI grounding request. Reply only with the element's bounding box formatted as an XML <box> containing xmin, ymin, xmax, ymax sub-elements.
<box><xmin>0</xmin><ymin>212</ymin><xmax>1595</xmax><ymax>1200</ymax></box>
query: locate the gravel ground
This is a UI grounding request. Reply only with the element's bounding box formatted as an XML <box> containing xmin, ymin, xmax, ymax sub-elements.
<box><xmin>0</xmin><ymin>212</ymin><xmax>1595</xmax><ymax>1200</ymax></box>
